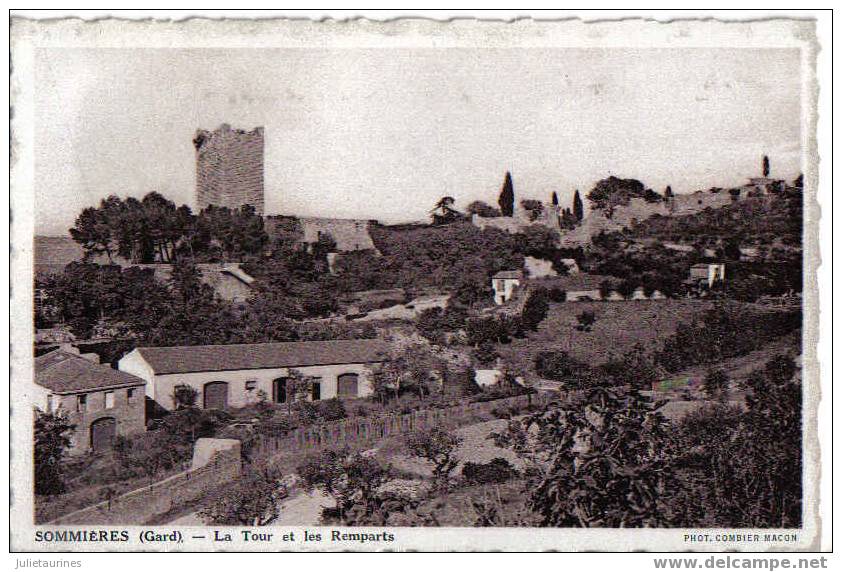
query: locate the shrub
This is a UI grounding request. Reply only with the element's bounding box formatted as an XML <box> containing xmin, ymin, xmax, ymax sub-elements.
<box><xmin>534</xmin><ymin>351</ymin><xmax>585</xmax><ymax>381</ymax></box>
<box><xmin>616</xmin><ymin>279</ymin><xmax>638</xmax><ymax>300</ymax></box>
<box><xmin>34</xmin><ymin>410</ymin><xmax>75</xmax><ymax>496</ymax></box>
<box><xmin>547</xmin><ymin>287</ymin><xmax>567</xmax><ymax>303</ymax></box>
<box><xmin>490</xmin><ymin>405</ymin><xmax>518</xmax><ymax>420</ymax></box>
<box><xmin>472</xmin><ymin>341</ymin><xmax>500</xmax><ymax>367</ymax></box>
<box><xmin>317</xmin><ymin>398</ymin><xmax>347</xmax><ymax>422</ymax></box>
<box><xmin>416</xmin><ymin>306</ymin><xmax>468</xmax><ymax>344</ymax></box>
<box><xmin>466</xmin><ymin>316</ymin><xmax>521</xmax><ymax>346</ymax></box>
<box><xmin>576</xmin><ymin>311</ymin><xmax>596</xmax><ymax>332</ymax></box>
<box><xmin>405</xmin><ymin>427</ymin><xmax>462</xmax><ymax>482</ymax></box>
<box><xmin>703</xmin><ymin>369</ymin><xmax>730</xmax><ymax>401</ymax></box>
<box><xmin>521</xmin><ymin>287</ymin><xmax>549</xmax><ymax>331</ymax></box>
<box><xmin>199</xmin><ymin>464</ymin><xmax>287</xmax><ymax>525</ymax></box>
<box><xmin>599</xmin><ymin>344</ymin><xmax>661</xmax><ymax>390</ymax></box>
<box><xmin>462</xmin><ymin>457</ymin><xmax>519</xmax><ymax>484</ymax></box>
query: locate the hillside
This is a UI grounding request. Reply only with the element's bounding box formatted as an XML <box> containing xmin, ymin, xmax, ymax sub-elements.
<box><xmin>626</xmin><ymin>189</ymin><xmax>802</xmax><ymax>249</ymax></box>
<box><xmin>496</xmin><ymin>299</ymin><xmax>713</xmax><ymax>377</ymax></box>
<box><xmin>559</xmin><ymin>184</ymin><xmax>797</xmax><ymax>248</ymax></box>
<box><xmin>34</xmin><ymin>235</ymin><xmax>98</xmax><ymax>277</ymax></box>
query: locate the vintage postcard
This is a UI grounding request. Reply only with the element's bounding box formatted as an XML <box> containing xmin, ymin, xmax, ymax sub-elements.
<box><xmin>9</xmin><ymin>15</ymin><xmax>825</xmax><ymax>553</ymax></box>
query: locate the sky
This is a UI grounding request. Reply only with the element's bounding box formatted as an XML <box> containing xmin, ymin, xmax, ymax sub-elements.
<box><xmin>34</xmin><ymin>47</ymin><xmax>802</xmax><ymax>236</ymax></box>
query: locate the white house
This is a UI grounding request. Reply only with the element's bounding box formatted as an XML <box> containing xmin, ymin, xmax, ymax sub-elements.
<box><xmin>474</xmin><ymin>369</ymin><xmax>503</xmax><ymax>388</ymax></box>
<box><xmin>118</xmin><ymin>339</ymin><xmax>390</xmax><ymax>412</ymax></box>
<box><xmin>492</xmin><ymin>270</ymin><xmax>524</xmax><ymax>305</ymax></box>
<box><xmin>688</xmin><ymin>263</ymin><xmax>726</xmax><ymax>288</ymax></box>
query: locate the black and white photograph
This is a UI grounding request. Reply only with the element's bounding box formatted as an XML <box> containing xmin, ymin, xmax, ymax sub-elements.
<box><xmin>8</xmin><ymin>12</ymin><xmax>829</xmax><ymax>554</ymax></box>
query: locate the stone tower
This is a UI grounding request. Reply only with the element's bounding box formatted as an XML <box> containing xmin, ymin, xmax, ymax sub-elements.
<box><xmin>194</xmin><ymin>124</ymin><xmax>265</xmax><ymax>215</ymax></box>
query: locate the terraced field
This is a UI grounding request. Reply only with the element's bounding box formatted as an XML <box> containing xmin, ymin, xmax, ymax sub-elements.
<box><xmin>497</xmin><ymin>299</ymin><xmax>714</xmax><ymax>377</ymax></box>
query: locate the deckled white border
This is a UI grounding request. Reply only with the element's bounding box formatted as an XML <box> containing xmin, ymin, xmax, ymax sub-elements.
<box><xmin>9</xmin><ymin>16</ymin><xmax>823</xmax><ymax>552</ymax></box>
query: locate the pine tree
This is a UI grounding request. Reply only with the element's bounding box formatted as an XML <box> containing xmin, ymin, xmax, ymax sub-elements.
<box><xmin>551</xmin><ymin>191</ymin><xmax>559</xmax><ymax>206</ymax></box>
<box><xmin>573</xmin><ymin>190</ymin><xmax>584</xmax><ymax>222</ymax></box>
<box><xmin>762</xmin><ymin>155</ymin><xmax>770</xmax><ymax>178</ymax></box>
<box><xmin>498</xmin><ymin>172</ymin><xmax>515</xmax><ymax>217</ymax></box>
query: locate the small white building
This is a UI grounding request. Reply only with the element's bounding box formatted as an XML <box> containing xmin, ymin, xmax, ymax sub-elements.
<box><xmin>118</xmin><ymin>339</ymin><xmax>390</xmax><ymax>412</ymax></box>
<box><xmin>474</xmin><ymin>369</ymin><xmax>503</xmax><ymax>388</ymax></box>
<box><xmin>491</xmin><ymin>270</ymin><xmax>524</xmax><ymax>305</ymax></box>
<box><xmin>689</xmin><ymin>263</ymin><xmax>726</xmax><ymax>288</ymax></box>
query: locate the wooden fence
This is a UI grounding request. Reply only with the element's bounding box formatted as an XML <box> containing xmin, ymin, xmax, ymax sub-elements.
<box><xmin>46</xmin><ymin>391</ymin><xmax>553</xmax><ymax>525</ymax></box>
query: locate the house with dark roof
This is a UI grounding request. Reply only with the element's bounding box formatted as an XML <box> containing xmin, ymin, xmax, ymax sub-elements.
<box><xmin>34</xmin><ymin>347</ymin><xmax>146</xmax><ymax>452</ymax></box>
<box><xmin>118</xmin><ymin>339</ymin><xmax>391</xmax><ymax>412</ymax></box>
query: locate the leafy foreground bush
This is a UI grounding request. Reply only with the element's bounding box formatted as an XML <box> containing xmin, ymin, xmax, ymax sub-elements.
<box><xmin>405</xmin><ymin>427</ymin><xmax>463</xmax><ymax>485</ymax></box>
<box><xmin>199</xmin><ymin>464</ymin><xmax>287</xmax><ymax>526</ymax></box>
<box><xmin>462</xmin><ymin>458</ymin><xmax>519</xmax><ymax>485</ymax></box>
<box><xmin>492</xmin><ymin>353</ymin><xmax>802</xmax><ymax>528</ymax></box>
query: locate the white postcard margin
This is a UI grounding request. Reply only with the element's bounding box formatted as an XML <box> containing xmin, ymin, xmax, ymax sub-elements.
<box><xmin>9</xmin><ymin>16</ymin><xmax>823</xmax><ymax>552</ymax></box>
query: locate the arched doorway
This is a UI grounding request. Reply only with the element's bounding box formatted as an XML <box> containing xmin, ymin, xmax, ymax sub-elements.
<box><xmin>203</xmin><ymin>381</ymin><xmax>229</xmax><ymax>410</ymax></box>
<box><xmin>90</xmin><ymin>417</ymin><xmax>117</xmax><ymax>451</ymax></box>
<box><xmin>337</xmin><ymin>373</ymin><xmax>359</xmax><ymax>398</ymax></box>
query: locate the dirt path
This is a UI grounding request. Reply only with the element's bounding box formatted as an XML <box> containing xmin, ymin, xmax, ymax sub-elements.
<box><xmin>167</xmin><ymin>489</ymin><xmax>331</xmax><ymax>526</ymax></box>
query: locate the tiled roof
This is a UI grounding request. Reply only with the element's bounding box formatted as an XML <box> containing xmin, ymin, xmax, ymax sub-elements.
<box><xmin>35</xmin><ymin>351</ymin><xmax>146</xmax><ymax>394</ymax></box>
<box><xmin>134</xmin><ymin>339</ymin><xmax>391</xmax><ymax>375</ymax></box>
<box><xmin>492</xmin><ymin>270</ymin><xmax>524</xmax><ymax>279</ymax></box>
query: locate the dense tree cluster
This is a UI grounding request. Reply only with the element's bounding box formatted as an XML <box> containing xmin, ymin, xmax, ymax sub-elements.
<box><xmin>366</xmin><ymin>222</ymin><xmax>525</xmax><ymax>292</ymax></box>
<box><xmin>69</xmin><ymin>193</ymin><xmax>268</xmax><ymax>264</ymax></box>
<box><xmin>586</xmin><ymin>176</ymin><xmax>662</xmax><ymax>217</ymax></box>
<box><xmin>671</xmin><ymin>355</ymin><xmax>801</xmax><ymax>527</ymax></box>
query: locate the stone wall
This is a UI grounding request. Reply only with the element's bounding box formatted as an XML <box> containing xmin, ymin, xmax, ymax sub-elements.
<box><xmin>264</xmin><ymin>216</ymin><xmax>379</xmax><ymax>253</ymax></box>
<box><xmin>299</xmin><ymin>217</ymin><xmax>378</xmax><ymax>252</ymax></box>
<box><xmin>471</xmin><ymin>202</ymin><xmax>562</xmax><ymax>236</ymax></box>
<box><xmin>47</xmin><ymin>448</ymin><xmax>242</xmax><ymax>525</ymax></box>
<box><xmin>195</xmin><ymin>124</ymin><xmax>264</xmax><ymax>215</ymax></box>
<box><xmin>560</xmin><ymin>189</ymin><xmax>739</xmax><ymax>247</ymax></box>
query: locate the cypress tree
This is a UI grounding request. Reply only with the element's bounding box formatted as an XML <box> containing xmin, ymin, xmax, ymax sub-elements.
<box><xmin>762</xmin><ymin>155</ymin><xmax>770</xmax><ymax>178</ymax></box>
<box><xmin>498</xmin><ymin>171</ymin><xmax>515</xmax><ymax>217</ymax></box>
<box><xmin>665</xmin><ymin>185</ymin><xmax>674</xmax><ymax>199</ymax></box>
<box><xmin>551</xmin><ymin>191</ymin><xmax>559</xmax><ymax>206</ymax></box>
<box><xmin>573</xmin><ymin>189</ymin><xmax>584</xmax><ymax>222</ymax></box>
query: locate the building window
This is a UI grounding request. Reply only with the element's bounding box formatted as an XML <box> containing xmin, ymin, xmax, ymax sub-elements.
<box><xmin>311</xmin><ymin>379</ymin><xmax>322</xmax><ymax>401</ymax></box>
<box><xmin>245</xmin><ymin>380</ymin><xmax>257</xmax><ymax>391</ymax></box>
<box><xmin>77</xmin><ymin>394</ymin><xmax>87</xmax><ymax>413</ymax></box>
<box><xmin>127</xmin><ymin>388</ymin><xmax>135</xmax><ymax>403</ymax></box>
<box><xmin>104</xmin><ymin>391</ymin><xmax>115</xmax><ymax>409</ymax></box>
